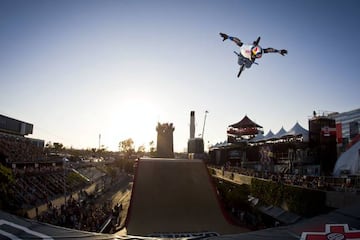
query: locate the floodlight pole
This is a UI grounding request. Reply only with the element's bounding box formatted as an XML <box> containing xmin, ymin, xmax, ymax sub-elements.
<box><xmin>201</xmin><ymin>110</ymin><xmax>209</xmax><ymax>139</ymax></box>
<box><xmin>98</xmin><ymin>134</ymin><xmax>101</xmax><ymax>150</ymax></box>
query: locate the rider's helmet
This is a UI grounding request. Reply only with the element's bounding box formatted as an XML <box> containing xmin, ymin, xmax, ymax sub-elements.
<box><xmin>251</xmin><ymin>46</ymin><xmax>263</xmax><ymax>59</ymax></box>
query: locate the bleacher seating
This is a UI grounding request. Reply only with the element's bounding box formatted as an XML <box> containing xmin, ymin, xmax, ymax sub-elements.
<box><xmin>0</xmin><ymin>133</ymin><xmax>44</xmax><ymax>163</ymax></box>
<box><xmin>9</xmin><ymin>168</ymin><xmax>90</xmax><ymax>208</ymax></box>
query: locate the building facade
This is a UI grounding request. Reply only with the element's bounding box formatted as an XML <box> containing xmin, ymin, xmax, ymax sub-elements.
<box><xmin>329</xmin><ymin>108</ymin><xmax>360</xmax><ymax>148</ymax></box>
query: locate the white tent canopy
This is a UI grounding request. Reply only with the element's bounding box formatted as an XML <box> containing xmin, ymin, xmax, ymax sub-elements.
<box><xmin>263</xmin><ymin>130</ymin><xmax>275</xmax><ymax>141</ymax></box>
<box><xmin>249</xmin><ymin>132</ymin><xmax>264</xmax><ymax>143</ymax></box>
<box><xmin>333</xmin><ymin>141</ymin><xmax>360</xmax><ymax>176</ymax></box>
<box><xmin>273</xmin><ymin>127</ymin><xmax>287</xmax><ymax>139</ymax></box>
<box><xmin>222</xmin><ymin>123</ymin><xmax>309</xmax><ymax>145</ymax></box>
<box><xmin>283</xmin><ymin>122</ymin><xmax>309</xmax><ymax>142</ymax></box>
<box><xmin>249</xmin><ymin>123</ymin><xmax>308</xmax><ymax>143</ymax></box>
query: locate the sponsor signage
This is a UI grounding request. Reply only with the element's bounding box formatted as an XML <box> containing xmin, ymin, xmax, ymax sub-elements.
<box><xmin>300</xmin><ymin>224</ymin><xmax>360</xmax><ymax>240</ymax></box>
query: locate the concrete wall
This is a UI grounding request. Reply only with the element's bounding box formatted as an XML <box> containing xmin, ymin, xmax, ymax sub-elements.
<box><xmin>326</xmin><ymin>191</ymin><xmax>360</xmax><ymax>209</ymax></box>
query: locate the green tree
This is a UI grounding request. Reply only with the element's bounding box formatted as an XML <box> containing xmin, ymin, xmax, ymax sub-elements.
<box><xmin>149</xmin><ymin>140</ymin><xmax>156</xmax><ymax>156</ymax></box>
<box><xmin>137</xmin><ymin>145</ymin><xmax>145</xmax><ymax>155</ymax></box>
<box><xmin>0</xmin><ymin>164</ymin><xmax>14</xmax><ymax>209</ymax></box>
<box><xmin>91</xmin><ymin>148</ymin><xmax>97</xmax><ymax>156</ymax></box>
<box><xmin>53</xmin><ymin>142</ymin><xmax>64</xmax><ymax>151</ymax></box>
<box><xmin>119</xmin><ymin>138</ymin><xmax>135</xmax><ymax>158</ymax></box>
<box><xmin>97</xmin><ymin>145</ymin><xmax>107</xmax><ymax>154</ymax></box>
<box><xmin>45</xmin><ymin>141</ymin><xmax>53</xmax><ymax>148</ymax></box>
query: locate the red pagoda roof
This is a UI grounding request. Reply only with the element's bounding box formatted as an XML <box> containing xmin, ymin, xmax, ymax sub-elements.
<box><xmin>229</xmin><ymin>115</ymin><xmax>262</xmax><ymax>129</ymax></box>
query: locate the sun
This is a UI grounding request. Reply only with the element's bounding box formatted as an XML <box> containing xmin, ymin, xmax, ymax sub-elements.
<box><xmin>106</xmin><ymin>97</ymin><xmax>162</xmax><ymax>151</ymax></box>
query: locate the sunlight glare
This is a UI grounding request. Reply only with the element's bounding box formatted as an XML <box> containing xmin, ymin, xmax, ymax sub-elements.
<box><xmin>106</xmin><ymin>97</ymin><xmax>162</xmax><ymax>151</ymax></box>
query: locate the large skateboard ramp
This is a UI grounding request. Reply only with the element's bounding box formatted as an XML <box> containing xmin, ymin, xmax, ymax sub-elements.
<box><xmin>125</xmin><ymin>158</ymin><xmax>246</xmax><ymax>236</ymax></box>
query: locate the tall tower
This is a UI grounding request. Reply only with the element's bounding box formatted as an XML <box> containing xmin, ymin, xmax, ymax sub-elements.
<box><xmin>309</xmin><ymin>115</ymin><xmax>337</xmax><ymax>175</ymax></box>
<box><xmin>187</xmin><ymin>111</ymin><xmax>204</xmax><ymax>159</ymax></box>
<box><xmin>190</xmin><ymin>111</ymin><xmax>195</xmax><ymax>139</ymax></box>
<box><xmin>156</xmin><ymin>122</ymin><xmax>175</xmax><ymax>158</ymax></box>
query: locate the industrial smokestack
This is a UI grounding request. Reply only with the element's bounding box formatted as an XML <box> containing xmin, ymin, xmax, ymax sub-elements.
<box><xmin>190</xmin><ymin>111</ymin><xmax>195</xmax><ymax>139</ymax></box>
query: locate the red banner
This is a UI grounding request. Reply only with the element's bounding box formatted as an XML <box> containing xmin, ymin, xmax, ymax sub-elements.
<box><xmin>336</xmin><ymin>123</ymin><xmax>342</xmax><ymax>143</ymax></box>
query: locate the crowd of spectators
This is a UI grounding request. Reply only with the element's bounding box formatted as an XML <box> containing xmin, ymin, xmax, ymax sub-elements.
<box><xmin>37</xmin><ymin>191</ymin><xmax>122</xmax><ymax>233</ymax></box>
<box><xmin>0</xmin><ymin>133</ymin><xmax>44</xmax><ymax>163</ymax></box>
<box><xmin>1</xmin><ymin>133</ymin><xmax>107</xmax><ymax>207</ymax></box>
<box><xmin>12</xmin><ymin>164</ymin><xmax>63</xmax><ymax>177</ymax></box>
<box><xmin>4</xmin><ymin>163</ymin><xmax>127</xmax><ymax>233</ymax></box>
<box><xmin>0</xmin><ymin>131</ymin><xmax>131</xmax><ymax>234</ymax></box>
<box><xmin>11</xmin><ymin>167</ymin><xmax>89</xmax><ymax>208</ymax></box>
<box><xmin>213</xmin><ymin>163</ymin><xmax>360</xmax><ymax>192</ymax></box>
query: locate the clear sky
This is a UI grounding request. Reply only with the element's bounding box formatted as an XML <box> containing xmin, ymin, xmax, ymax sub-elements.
<box><xmin>1</xmin><ymin>0</ymin><xmax>359</xmax><ymax>152</ymax></box>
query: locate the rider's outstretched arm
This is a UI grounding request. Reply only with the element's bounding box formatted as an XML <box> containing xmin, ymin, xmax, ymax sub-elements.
<box><xmin>263</xmin><ymin>48</ymin><xmax>288</xmax><ymax>56</ymax></box>
<box><xmin>219</xmin><ymin>33</ymin><xmax>243</xmax><ymax>47</ymax></box>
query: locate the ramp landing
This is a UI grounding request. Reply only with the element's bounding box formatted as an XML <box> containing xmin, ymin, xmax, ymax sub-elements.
<box><xmin>125</xmin><ymin>158</ymin><xmax>246</xmax><ymax>236</ymax></box>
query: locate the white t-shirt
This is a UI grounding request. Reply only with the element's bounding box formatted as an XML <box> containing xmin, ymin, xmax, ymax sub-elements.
<box><xmin>239</xmin><ymin>44</ymin><xmax>254</xmax><ymax>60</ymax></box>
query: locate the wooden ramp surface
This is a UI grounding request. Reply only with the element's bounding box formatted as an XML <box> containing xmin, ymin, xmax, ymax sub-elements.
<box><xmin>125</xmin><ymin>158</ymin><xmax>246</xmax><ymax>236</ymax></box>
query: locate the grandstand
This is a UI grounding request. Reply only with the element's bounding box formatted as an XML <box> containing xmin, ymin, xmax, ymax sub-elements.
<box><xmin>0</xmin><ymin>114</ymin><xmax>44</xmax><ymax>164</ymax></box>
<box><xmin>0</xmin><ymin>114</ymin><xmax>131</xmax><ymax>234</ymax></box>
<box><xmin>0</xmin><ymin>114</ymin><xmax>33</xmax><ymax>136</ymax></box>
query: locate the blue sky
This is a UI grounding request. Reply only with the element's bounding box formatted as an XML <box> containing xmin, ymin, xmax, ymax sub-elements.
<box><xmin>1</xmin><ymin>0</ymin><xmax>359</xmax><ymax>152</ymax></box>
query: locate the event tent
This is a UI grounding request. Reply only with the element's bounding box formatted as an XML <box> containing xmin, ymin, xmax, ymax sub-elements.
<box><xmin>283</xmin><ymin>122</ymin><xmax>309</xmax><ymax>142</ymax></box>
<box><xmin>333</xmin><ymin>140</ymin><xmax>360</xmax><ymax>176</ymax></box>
<box><xmin>263</xmin><ymin>130</ymin><xmax>275</xmax><ymax>141</ymax></box>
<box><xmin>273</xmin><ymin>127</ymin><xmax>287</xmax><ymax>139</ymax></box>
